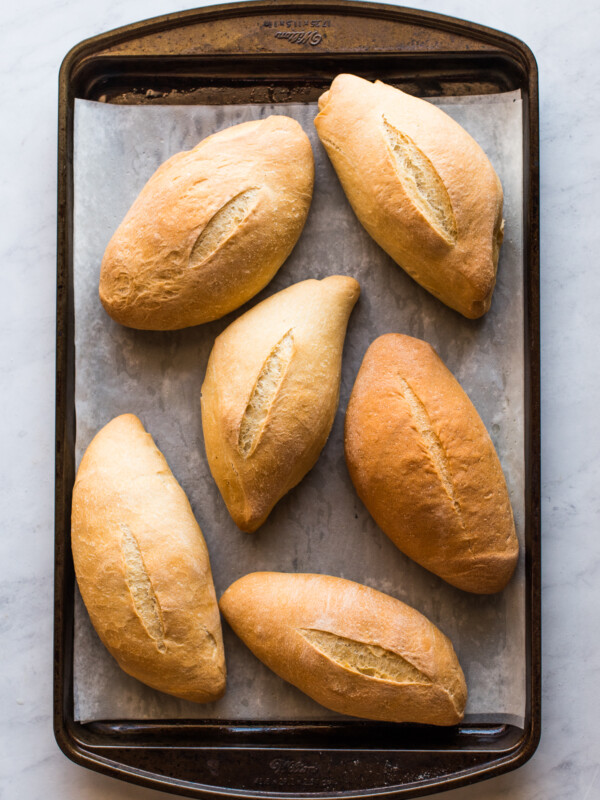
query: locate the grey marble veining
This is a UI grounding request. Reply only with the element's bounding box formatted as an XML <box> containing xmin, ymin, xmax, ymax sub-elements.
<box><xmin>1</xmin><ymin>0</ymin><xmax>599</xmax><ymax>798</ymax></box>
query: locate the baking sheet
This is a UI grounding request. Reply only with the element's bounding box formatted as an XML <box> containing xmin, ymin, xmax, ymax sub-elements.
<box><xmin>72</xmin><ymin>92</ymin><xmax>525</xmax><ymax>726</ymax></box>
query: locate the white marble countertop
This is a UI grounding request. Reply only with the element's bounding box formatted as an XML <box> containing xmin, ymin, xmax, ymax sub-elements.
<box><xmin>1</xmin><ymin>0</ymin><xmax>598</xmax><ymax>798</ymax></box>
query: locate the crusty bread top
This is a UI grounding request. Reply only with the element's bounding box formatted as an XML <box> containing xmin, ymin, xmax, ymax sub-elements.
<box><xmin>201</xmin><ymin>276</ymin><xmax>360</xmax><ymax>532</ymax></box>
<box><xmin>100</xmin><ymin>115</ymin><xmax>314</xmax><ymax>329</ymax></box>
<box><xmin>345</xmin><ymin>335</ymin><xmax>519</xmax><ymax>594</ymax></box>
<box><xmin>315</xmin><ymin>74</ymin><xmax>504</xmax><ymax>318</ymax></box>
<box><xmin>71</xmin><ymin>414</ymin><xmax>226</xmax><ymax>702</ymax></box>
<box><xmin>220</xmin><ymin>572</ymin><xmax>467</xmax><ymax>725</ymax></box>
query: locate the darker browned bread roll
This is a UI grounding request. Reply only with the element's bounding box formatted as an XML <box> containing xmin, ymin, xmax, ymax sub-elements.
<box><xmin>345</xmin><ymin>334</ymin><xmax>518</xmax><ymax>593</ymax></box>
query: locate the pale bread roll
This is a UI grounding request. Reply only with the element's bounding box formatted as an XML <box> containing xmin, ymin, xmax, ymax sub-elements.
<box><xmin>315</xmin><ymin>74</ymin><xmax>504</xmax><ymax>318</ymax></box>
<box><xmin>201</xmin><ymin>276</ymin><xmax>360</xmax><ymax>532</ymax></box>
<box><xmin>71</xmin><ymin>414</ymin><xmax>226</xmax><ymax>702</ymax></box>
<box><xmin>345</xmin><ymin>334</ymin><xmax>518</xmax><ymax>594</ymax></box>
<box><xmin>100</xmin><ymin>116</ymin><xmax>314</xmax><ymax>329</ymax></box>
<box><xmin>220</xmin><ymin>572</ymin><xmax>467</xmax><ymax>725</ymax></box>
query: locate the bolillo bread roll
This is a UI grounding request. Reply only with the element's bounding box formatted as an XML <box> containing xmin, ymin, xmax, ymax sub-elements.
<box><xmin>201</xmin><ymin>276</ymin><xmax>360</xmax><ymax>532</ymax></box>
<box><xmin>71</xmin><ymin>414</ymin><xmax>226</xmax><ymax>702</ymax></box>
<box><xmin>314</xmin><ymin>74</ymin><xmax>504</xmax><ymax>318</ymax></box>
<box><xmin>345</xmin><ymin>334</ymin><xmax>519</xmax><ymax>594</ymax></box>
<box><xmin>220</xmin><ymin>572</ymin><xmax>467</xmax><ymax>725</ymax></box>
<box><xmin>100</xmin><ymin>116</ymin><xmax>314</xmax><ymax>330</ymax></box>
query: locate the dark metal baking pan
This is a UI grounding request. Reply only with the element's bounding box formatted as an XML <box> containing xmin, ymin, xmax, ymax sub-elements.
<box><xmin>55</xmin><ymin>1</ymin><xmax>540</xmax><ymax>796</ymax></box>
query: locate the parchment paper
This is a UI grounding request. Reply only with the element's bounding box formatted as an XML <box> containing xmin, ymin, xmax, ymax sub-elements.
<box><xmin>73</xmin><ymin>91</ymin><xmax>525</xmax><ymax>726</ymax></box>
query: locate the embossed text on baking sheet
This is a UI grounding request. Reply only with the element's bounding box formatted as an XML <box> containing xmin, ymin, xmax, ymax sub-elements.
<box><xmin>299</xmin><ymin>628</ymin><xmax>432</xmax><ymax>684</ymax></box>
<box><xmin>382</xmin><ymin>118</ymin><xmax>457</xmax><ymax>244</ymax></box>
<box><xmin>189</xmin><ymin>188</ymin><xmax>260</xmax><ymax>267</ymax></box>
<box><xmin>120</xmin><ymin>523</ymin><xmax>166</xmax><ymax>652</ymax></box>
<box><xmin>238</xmin><ymin>330</ymin><xmax>294</xmax><ymax>457</ymax></box>
<box><xmin>398</xmin><ymin>377</ymin><xmax>462</xmax><ymax>519</ymax></box>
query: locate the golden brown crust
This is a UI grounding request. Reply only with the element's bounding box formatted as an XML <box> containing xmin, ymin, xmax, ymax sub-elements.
<box><xmin>314</xmin><ymin>74</ymin><xmax>504</xmax><ymax>318</ymax></box>
<box><xmin>219</xmin><ymin>572</ymin><xmax>467</xmax><ymax>725</ymax></box>
<box><xmin>71</xmin><ymin>414</ymin><xmax>226</xmax><ymax>701</ymax></box>
<box><xmin>201</xmin><ymin>276</ymin><xmax>360</xmax><ymax>532</ymax></box>
<box><xmin>344</xmin><ymin>334</ymin><xmax>519</xmax><ymax>594</ymax></box>
<box><xmin>99</xmin><ymin>116</ymin><xmax>314</xmax><ymax>330</ymax></box>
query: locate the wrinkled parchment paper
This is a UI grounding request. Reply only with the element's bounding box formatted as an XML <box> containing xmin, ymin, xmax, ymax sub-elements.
<box><xmin>73</xmin><ymin>92</ymin><xmax>525</xmax><ymax>726</ymax></box>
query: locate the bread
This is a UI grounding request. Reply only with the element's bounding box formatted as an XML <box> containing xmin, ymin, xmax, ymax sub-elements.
<box><xmin>219</xmin><ymin>572</ymin><xmax>467</xmax><ymax>725</ymax></box>
<box><xmin>201</xmin><ymin>276</ymin><xmax>360</xmax><ymax>532</ymax></box>
<box><xmin>71</xmin><ymin>414</ymin><xmax>226</xmax><ymax>702</ymax></box>
<box><xmin>345</xmin><ymin>334</ymin><xmax>518</xmax><ymax>594</ymax></box>
<box><xmin>314</xmin><ymin>74</ymin><xmax>504</xmax><ymax>318</ymax></box>
<box><xmin>99</xmin><ymin>116</ymin><xmax>314</xmax><ymax>330</ymax></box>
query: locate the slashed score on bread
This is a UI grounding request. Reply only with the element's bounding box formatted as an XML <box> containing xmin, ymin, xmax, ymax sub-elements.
<box><xmin>201</xmin><ymin>276</ymin><xmax>360</xmax><ymax>533</ymax></box>
<box><xmin>315</xmin><ymin>74</ymin><xmax>504</xmax><ymax>318</ymax></box>
<box><xmin>100</xmin><ymin>115</ymin><xmax>314</xmax><ymax>330</ymax></box>
<box><xmin>71</xmin><ymin>414</ymin><xmax>226</xmax><ymax>702</ymax></box>
<box><xmin>345</xmin><ymin>334</ymin><xmax>519</xmax><ymax>594</ymax></box>
<box><xmin>220</xmin><ymin>572</ymin><xmax>467</xmax><ymax>725</ymax></box>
